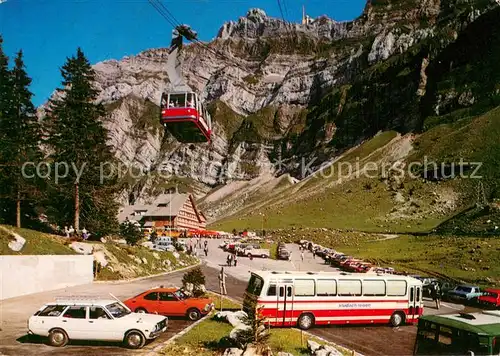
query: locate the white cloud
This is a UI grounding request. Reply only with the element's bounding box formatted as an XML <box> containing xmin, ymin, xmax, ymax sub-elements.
<box><xmin>0</xmin><ymin>0</ymin><xmax>7</xmax><ymax>4</ymax></box>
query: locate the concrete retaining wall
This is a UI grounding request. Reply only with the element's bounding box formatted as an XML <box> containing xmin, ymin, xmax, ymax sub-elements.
<box><xmin>0</xmin><ymin>255</ymin><xmax>94</xmax><ymax>300</ymax></box>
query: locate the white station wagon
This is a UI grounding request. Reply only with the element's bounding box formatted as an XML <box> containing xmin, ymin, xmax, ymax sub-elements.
<box><xmin>27</xmin><ymin>298</ymin><xmax>168</xmax><ymax>349</ymax></box>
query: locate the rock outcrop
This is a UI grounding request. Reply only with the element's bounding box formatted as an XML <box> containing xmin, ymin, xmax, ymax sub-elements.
<box><xmin>38</xmin><ymin>0</ymin><xmax>500</xmax><ymax>213</ymax></box>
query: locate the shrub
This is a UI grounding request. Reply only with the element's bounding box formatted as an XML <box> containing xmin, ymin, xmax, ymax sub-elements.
<box><xmin>182</xmin><ymin>267</ymin><xmax>206</xmax><ymax>297</ymax></box>
<box><xmin>119</xmin><ymin>220</ymin><xmax>142</xmax><ymax>246</ymax></box>
<box><xmin>233</xmin><ymin>300</ymin><xmax>270</xmax><ymax>351</ymax></box>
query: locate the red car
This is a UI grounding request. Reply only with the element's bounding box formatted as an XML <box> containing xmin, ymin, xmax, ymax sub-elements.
<box><xmin>123</xmin><ymin>288</ymin><xmax>214</xmax><ymax>321</ymax></box>
<box><xmin>478</xmin><ymin>288</ymin><xmax>500</xmax><ymax>309</ymax></box>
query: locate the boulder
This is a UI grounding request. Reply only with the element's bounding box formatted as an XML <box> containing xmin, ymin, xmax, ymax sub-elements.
<box><xmin>276</xmin><ymin>353</ymin><xmax>294</xmax><ymax>356</ymax></box>
<box><xmin>93</xmin><ymin>251</ymin><xmax>108</xmax><ymax>267</ymax></box>
<box><xmin>214</xmin><ymin>310</ymin><xmax>248</xmax><ymax>327</ymax></box>
<box><xmin>173</xmin><ymin>251</ymin><xmax>180</xmax><ymax>258</ymax></box>
<box><xmin>152</xmin><ymin>252</ymin><xmax>160</xmax><ymax>259</ymax></box>
<box><xmin>308</xmin><ymin>340</ymin><xmax>321</xmax><ymax>353</ymax></box>
<box><xmin>242</xmin><ymin>344</ymin><xmax>258</xmax><ymax>356</ymax></box>
<box><xmin>229</xmin><ymin>324</ymin><xmax>251</xmax><ymax>340</ymax></box>
<box><xmin>141</xmin><ymin>257</ymin><xmax>148</xmax><ymax>264</ymax></box>
<box><xmin>2</xmin><ymin>227</ymin><xmax>26</xmax><ymax>252</ymax></box>
<box><xmin>223</xmin><ymin>348</ymin><xmax>244</xmax><ymax>356</ymax></box>
<box><xmin>71</xmin><ymin>242</ymin><xmax>93</xmax><ymax>255</ymax></box>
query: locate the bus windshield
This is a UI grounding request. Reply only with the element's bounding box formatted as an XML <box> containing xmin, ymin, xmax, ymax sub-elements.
<box><xmin>246</xmin><ymin>274</ymin><xmax>264</xmax><ymax>296</ymax></box>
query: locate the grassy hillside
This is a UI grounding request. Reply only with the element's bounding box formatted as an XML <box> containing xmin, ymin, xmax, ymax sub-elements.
<box><xmin>210</xmin><ymin>106</ymin><xmax>500</xmax><ymax>234</ymax></box>
<box><xmin>266</xmin><ymin>229</ymin><xmax>500</xmax><ymax>287</ymax></box>
<box><xmin>0</xmin><ymin>225</ymin><xmax>198</xmax><ymax>281</ymax></box>
<box><xmin>0</xmin><ymin>226</ymin><xmax>77</xmax><ymax>255</ymax></box>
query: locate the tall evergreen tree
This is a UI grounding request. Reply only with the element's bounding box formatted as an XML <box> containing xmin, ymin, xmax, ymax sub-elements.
<box><xmin>0</xmin><ymin>35</ymin><xmax>11</xmax><ymax>223</ymax></box>
<box><xmin>0</xmin><ymin>42</ymin><xmax>42</xmax><ymax>226</ymax></box>
<box><xmin>45</xmin><ymin>48</ymin><xmax>119</xmax><ymax>237</ymax></box>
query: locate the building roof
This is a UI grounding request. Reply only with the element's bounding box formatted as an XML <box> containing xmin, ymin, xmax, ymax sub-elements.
<box><xmin>144</xmin><ymin>194</ymin><xmax>189</xmax><ymax>217</ymax></box>
<box><xmin>117</xmin><ymin>205</ymin><xmax>150</xmax><ymax>223</ymax></box>
<box><xmin>118</xmin><ymin>193</ymin><xmax>205</xmax><ymax>223</ymax></box>
<box><xmin>420</xmin><ymin>311</ymin><xmax>500</xmax><ymax>336</ymax></box>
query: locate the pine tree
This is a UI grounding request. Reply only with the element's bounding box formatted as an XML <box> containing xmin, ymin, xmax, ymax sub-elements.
<box><xmin>0</xmin><ymin>35</ymin><xmax>11</xmax><ymax>223</ymax></box>
<box><xmin>0</xmin><ymin>42</ymin><xmax>42</xmax><ymax>226</ymax></box>
<box><xmin>45</xmin><ymin>48</ymin><xmax>119</xmax><ymax>237</ymax></box>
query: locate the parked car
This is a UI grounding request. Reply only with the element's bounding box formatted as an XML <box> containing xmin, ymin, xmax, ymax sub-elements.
<box><xmin>478</xmin><ymin>288</ymin><xmax>500</xmax><ymax>309</ymax></box>
<box><xmin>423</xmin><ymin>280</ymin><xmax>456</xmax><ymax>299</ymax></box>
<box><xmin>277</xmin><ymin>248</ymin><xmax>290</xmax><ymax>260</ymax></box>
<box><xmin>123</xmin><ymin>288</ymin><xmax>214</xmax><ymax>321</ymax></box>
<box><xmin>28</xmin><ymin>298</ymin><xmax>167</xmax><ymax>349</ymax></box>
<box><xmin>245</xmin><ymin>248</ymin><xmax>270</xmax><ymax>258</ymax></box>
<box><xmin>446</xmin><ymin>285</ymin><xmax>483</xmax><ymax>303</ymax></box>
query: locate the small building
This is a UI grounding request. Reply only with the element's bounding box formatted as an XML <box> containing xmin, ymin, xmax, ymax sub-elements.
<box><xmin>118</xmin><ymin>193</ymin><xmax>206</xmax><ymax>231</ymax></box>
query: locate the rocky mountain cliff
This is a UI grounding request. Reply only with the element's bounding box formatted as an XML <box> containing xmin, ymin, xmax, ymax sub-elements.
<box><xmin>41</xmin><ymin>0</ymin><xmax>500</xmax><ymax>224</ymax></box>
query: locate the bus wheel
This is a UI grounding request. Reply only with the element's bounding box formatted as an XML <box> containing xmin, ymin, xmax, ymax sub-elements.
<box><xmin>390</xmin><ymin>312</ymin><xmax>405</xmax><ymax>327</ymax></box>
<box><xmin>297</xmin><ymin>313</ymin><xmax>315</xmax><ymax>330</ymax></box>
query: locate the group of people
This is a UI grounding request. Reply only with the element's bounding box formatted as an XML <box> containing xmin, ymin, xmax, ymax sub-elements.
<box><xmin>62</xmin><ymin>226</ymin><xmax>89</xmax><ymax>240</ymax></box>
<box><xmin>226</xmin><ymin>253</ymin><xmax>238</xmax><ymax>267</ymax></box>
<box><xmin>187</xmin><ymin>238</ymin><xmax>209</xmax><ymax>257</ymax></box>
<box><xmin>167</xmin><ymin>99</ymin><xmax>196</xmax><ymax>108</ymax></box>
<box><xmin>298</xmin><ymin>244</ymin><xmax>316</xmax><ymax>261</ymax></box>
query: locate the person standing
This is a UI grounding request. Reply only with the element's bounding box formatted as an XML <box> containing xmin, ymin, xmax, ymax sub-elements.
<box><xmin>301</xmin><ymin>251</ymin><xmax>304</xmax><ymax>262</ymax></box>
<box><xmin>219</xmin><ymin>267</ymin><xmax>227</xmax><ymax>295</ymax></box>
<box><xmin>233</xmin><ymin>254</ymin><xmax>238</xmax><ymax>267</ymax></box>
<box><xmin>204</xmin><ymin>246</ymin><xmax>208</xmax><ymax>257</ymax></box>
<box><xmin>432</xmin><ymin>283</ymin><xmax>441</xmax><ymax>309</ymax></box>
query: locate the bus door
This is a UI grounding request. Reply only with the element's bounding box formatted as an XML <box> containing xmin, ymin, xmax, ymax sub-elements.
<box><xmin>409</xmin><ymin>285</ymin><xmax>421</xmax><ymax>322</ymax></box>
<box><xmin>277</xmin><ymin>282</ymin><xmax>294</xmax><ymax>326</ymax></box>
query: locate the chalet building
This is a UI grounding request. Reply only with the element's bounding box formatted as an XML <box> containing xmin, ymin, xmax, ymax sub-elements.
<box><xmin>118</xmin><ymin>193</ymin><xmax>206</xmax><ymax>230</ymax></box>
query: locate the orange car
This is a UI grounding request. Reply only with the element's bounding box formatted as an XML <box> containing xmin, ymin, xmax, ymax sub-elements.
<box><xmin>123</xmin><ymin>288</ymin><xmax>214</xmax><ymax>321</ymax></box>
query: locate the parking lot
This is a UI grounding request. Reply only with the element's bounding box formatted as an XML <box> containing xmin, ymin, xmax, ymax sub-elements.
<box><xmin>0</xmin><ymin>238</ymin><xmax>480</xmax><ymax>356</ymax></box>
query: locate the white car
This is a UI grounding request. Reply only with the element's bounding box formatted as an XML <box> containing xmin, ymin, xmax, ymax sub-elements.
<box><xmin>28</xmin><ymin>298</ymin><xmax>168</xmax><ymax>349</ymax></box>
<box><xmin>245</xmin><ymin>247</ymin><xmax>270</xmax><ymax>258</ymax></box>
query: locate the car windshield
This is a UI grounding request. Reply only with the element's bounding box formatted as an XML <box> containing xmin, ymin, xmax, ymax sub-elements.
<box><xmin>484</xmin><ymin>291</ymin><xmax>498</xmax><ymax>298</ymax></box>
<box><xmin>106</xmin><ymin>302</ymin><xmax>131</xmax><ymax>318</ymax></box>
<box><xmin>174</xmin><ymin>290</ymin><xmax>187</xmax><ymax>300</ymax></box>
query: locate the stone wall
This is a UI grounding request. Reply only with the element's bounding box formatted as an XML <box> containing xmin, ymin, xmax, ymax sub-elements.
<box><xmin>0</xmin><ymin>255</ymin><xmax>94</xmax><ymax>300</ymax></box>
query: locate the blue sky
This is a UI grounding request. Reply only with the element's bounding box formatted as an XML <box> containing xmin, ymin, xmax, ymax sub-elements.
<box><xmin>0</xmin><ymin>0</ymin><xmax>366</xmax><ymax>106</ymax></box>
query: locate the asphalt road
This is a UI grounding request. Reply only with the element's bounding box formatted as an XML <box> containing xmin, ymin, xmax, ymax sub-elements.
<box><xmin>0</xmin><ymin>239</ymin><xmax>473</xmax><ymax>356</ymax></box>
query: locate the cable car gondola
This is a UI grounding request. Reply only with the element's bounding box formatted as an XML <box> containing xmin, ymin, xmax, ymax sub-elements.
<box><xmin>159</xmin><ymin>25</ymin><xmax>212</xmax><ymax>143</ymax></box>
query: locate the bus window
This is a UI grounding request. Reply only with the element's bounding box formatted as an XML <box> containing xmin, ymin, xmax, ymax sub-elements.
<box><xmin>410</xmin><ymin>287</ymin><xmax>414</xmax><ymax>302</ymax></box>
<box><xmin>294</xmin><ymin>279</ymin><xmax>315</xmax><ymax>297</ymax></box>
<box><xmin>363</xmin><ymin>280</ymin><xmax>386</xmax><ymax>296</ymax></box>
<box><xmin>316</xmin><ymin>280</ymin><xmax>336</xmax><ymax>296</ymax></box>
<box><xmin>387</xmin><ymin>280</ymin><xmax>407</xmax><ymax>296</ymax></box>
<box><xmin>279</xmin><ymin>287</ymin><xmax>284</xmax><ymax>297</ymax></box>
<box><xmin>287</xmin><ymin>286</ymin><xmax>292</xmax><ymax>297</ymax></box>
<box><xmin>267</xmin><ymin>284</ymin><xmax>276</xmax><ymax>296</ymax></box>
<box><xmin>438</xmin><ymin>326</ymin><xmax>453</xmax><ymax>345</ymax></box>
<box><xmin>246</xmin><ymin>275</ymin><xmax>264</xmax><ymax>296</ymax></box>
<box><xmin>338</xmin><ymin>280</ymin><xmax>362</xmax><ymax>296</ymax></box>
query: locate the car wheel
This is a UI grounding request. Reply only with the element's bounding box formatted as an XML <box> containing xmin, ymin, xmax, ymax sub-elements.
<box><xmin>390</xmin><ymin>312</ymin><xmax>405</xmax><ymax>327</ymax></box>
<box><xmin>187</xmin><ymin>308</ymin><xmax>201</xmax><ymax>321</ymax></box>
<box><xmin>261</xmin><ymin>254</ymin><xmax>267</xmax><ymax>258</ymax></box>
<box><xmin>48</xmin><ymin>328</ymin><xmax>69</xmax><ymax>347</ymax></box>
<box><xmin>124</xmin><ymin>330</ymin><xmax>146</xmax><ymax>349</ymax></box>
<box><xmin>135</xmin><ymin>308</ymin><xmax>147</xmax><ymax>314</ymax></box>
<box><xmin>247</xmin><ymin>254</ymin><xmax>252</xmax><ymax>258</ymax></box>
<box><xmin>297</xmin><ymin>313</ymin><xmax>314</xmax><ymax>330</ymax></box>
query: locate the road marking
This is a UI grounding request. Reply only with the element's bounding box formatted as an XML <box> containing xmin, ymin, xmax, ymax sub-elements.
<box><xmin>441</xmin><ymin>302</ymin><xmax>463</xmax><ymax>310</ymax></box>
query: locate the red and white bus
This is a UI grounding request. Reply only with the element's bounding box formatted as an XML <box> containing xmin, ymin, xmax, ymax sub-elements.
<box><xmin>243</xmin><ymin>271</ymin><xmax>424</xmax><ymax>330</ymax></box>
